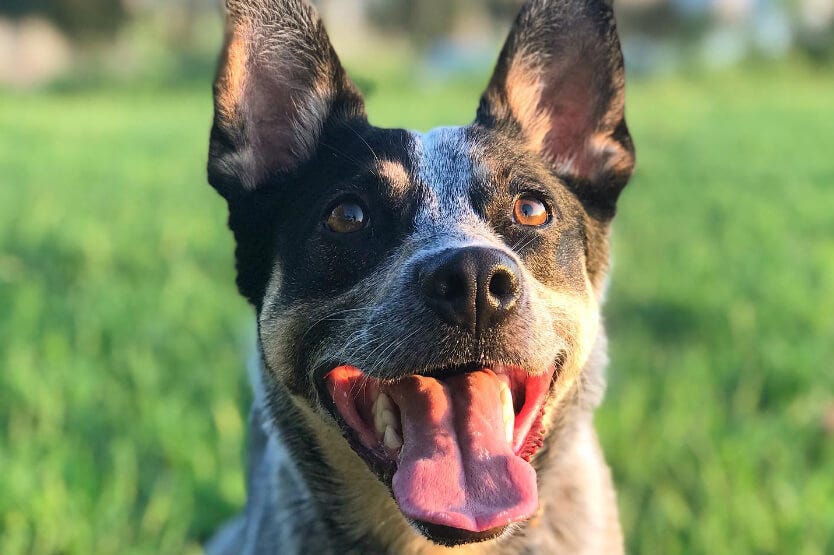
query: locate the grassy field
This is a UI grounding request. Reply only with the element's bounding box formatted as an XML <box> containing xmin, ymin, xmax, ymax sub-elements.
<box><xmin>1</xmin><ymin>62</ymin><xmax>833</xmax><ymax>554</ymax></box>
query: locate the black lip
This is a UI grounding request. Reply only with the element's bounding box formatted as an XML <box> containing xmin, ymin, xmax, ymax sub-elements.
<box><xmin>417</xmin><ymin>361</ymin><xmax>486</xmax><ymax>380</ymax></box>
<box><xmin>412</xmin><ymin>521</ymin><xmax>509</xmax><ymax>546</ymax></box>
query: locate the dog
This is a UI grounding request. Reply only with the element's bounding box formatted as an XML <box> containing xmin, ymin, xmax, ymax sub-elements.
<box><xmin>205</xmin><ymin>0</ymin><xmax>635</xmax><ymax>552</ymax></box>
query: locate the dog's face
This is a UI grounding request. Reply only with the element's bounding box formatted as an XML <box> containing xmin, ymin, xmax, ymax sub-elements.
<box><xmin>209</xmin><ymin>0</ymin><xmax>633</xmax><ymax>547</ymax></box>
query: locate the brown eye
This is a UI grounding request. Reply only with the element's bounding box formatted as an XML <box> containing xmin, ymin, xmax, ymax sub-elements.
<box><xmin>513</xmin><ymin>194</ymin><xmax>549</xmax><ymax>227</ymax></box>
<box><xmin>325</xmin><ymin>200</ymin><xmax>367</xmax><ymax>233</ymax></box>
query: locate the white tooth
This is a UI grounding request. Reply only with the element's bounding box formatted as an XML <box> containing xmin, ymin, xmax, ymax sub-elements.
<box><xmin>373</xmin><ymin>393</ymin><xmax>389</xmax><ymax>439</ymax></box>
<box><xmin>381</xmin><ymin>408</ymin><xmax>400</xmax><ymax>432</ymax></box>
<box><xmin>376</xmin><ymin>392</ymin><xmax>393</xmax><ymax>412</ymax></box>
<box><xmin>373</xmin><ymin>393</ymin><xmax>400</xmax><ymax>441</ymax></box>
<box><xmin>374</xmin><ymin>412</ymin><xmax>385</xmax><ymax>440</ymax></box>
<box><xmin>500</xmin><ymin>381</ymin><xmax>514</xmax><ymax>443</ymax></box>
<box><xmin>383</xmin><ymin>426</ymin><xmax>403</xmax><ymax>451</ymax></box>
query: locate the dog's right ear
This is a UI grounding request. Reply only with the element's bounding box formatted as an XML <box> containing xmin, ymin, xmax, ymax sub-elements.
<box><xmin>208</xmin><ymin>0</ymin><xmax>366</xmax><ymax>198</ymax></box>
<box><xmin>477</xmin><ymin>0</ymin><xmax>634</xmax><ymax>217</ymax></box>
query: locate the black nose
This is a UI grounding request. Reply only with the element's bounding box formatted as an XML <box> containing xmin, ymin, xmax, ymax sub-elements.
<box><xmin>419</xmin><ymin>247</ymin><xmax>522</xmax><ymax>333</ymax></box>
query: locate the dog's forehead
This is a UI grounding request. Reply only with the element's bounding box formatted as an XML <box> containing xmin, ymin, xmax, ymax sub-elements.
<box><xmin>406</xmin><ymin>126</ymin><xmax>483</xmax><ymax>232</ymax></box>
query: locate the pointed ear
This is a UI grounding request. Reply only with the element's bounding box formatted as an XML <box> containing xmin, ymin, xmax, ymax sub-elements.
<box><xmin>477</xmin><ymin>0</ymin><xmax>635</xmax><ymax>214</ymax></box>
<box><xmin>209</xmin><ymin>0</ymin><xmax>366</xmax><ymax>198</ymax></box>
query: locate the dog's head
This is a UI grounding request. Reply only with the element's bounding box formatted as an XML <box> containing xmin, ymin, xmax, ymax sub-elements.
<box><xmin>208</xmin><ymin>0</ymin><xmax>633</xmax><ymax>546</ymax></box>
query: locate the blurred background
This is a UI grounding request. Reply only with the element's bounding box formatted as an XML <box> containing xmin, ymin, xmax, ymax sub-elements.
<box><xmin>0</xmin><ymin>0</ymin><xmax>832</xmax><ymax>553</ymax></box>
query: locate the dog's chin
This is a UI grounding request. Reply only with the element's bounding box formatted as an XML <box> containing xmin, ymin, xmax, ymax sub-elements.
<box><xmin>316</xmin><ymin>359</ymin><xmax>563</xmax><ymax>546</ymax></box>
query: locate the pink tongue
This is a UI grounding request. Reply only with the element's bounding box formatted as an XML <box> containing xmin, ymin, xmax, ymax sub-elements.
<box><xmin>387</xmin><ymin>370</ymin><xmax>538</xmax><ymax>532</ymax></box>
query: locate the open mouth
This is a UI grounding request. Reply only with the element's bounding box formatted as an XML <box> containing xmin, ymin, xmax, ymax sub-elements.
<box><xmin>324</xmin><ymin>362</ymin><xmax>559</xmax><ymax>542</ymax></box>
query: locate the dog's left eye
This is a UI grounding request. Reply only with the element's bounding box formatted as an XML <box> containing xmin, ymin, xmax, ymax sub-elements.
<box><xmin>513</xmin><ymin>194</ymin><xmax>550</xmax><ymax>227</ymax></box>
<box><xmin>325</xmin><ymin>199</ymin><xmax>368</xmax><ymax>234</ymax></box>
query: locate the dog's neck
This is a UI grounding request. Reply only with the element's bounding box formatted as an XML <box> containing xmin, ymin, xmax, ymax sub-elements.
<box><xmin>249</xmin><ymin>333</ymin><xmax>623</xmax><ymax>555</ymax></box>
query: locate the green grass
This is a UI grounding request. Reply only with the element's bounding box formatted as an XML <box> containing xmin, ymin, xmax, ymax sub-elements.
<box><xmin>1</xmin><ymin>63</ymin><xmax>833</xmax><ymax>554</ymax></box>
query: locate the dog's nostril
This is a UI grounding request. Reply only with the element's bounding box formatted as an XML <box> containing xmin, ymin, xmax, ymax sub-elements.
<box><xmin>420</xmin><ymin>247</ymin><xmax>522</xmax><ymax>332</ymax></box>
<box><xmin>488</xmin><ymin>268</ymin><xmax>517</xmax><ymax>303</ymax></box>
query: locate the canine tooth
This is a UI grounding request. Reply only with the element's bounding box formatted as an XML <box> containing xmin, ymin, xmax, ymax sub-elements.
<box><xmin>500</xmin><ymin>381</ymin><xmax>514</xmax><ymax>443</ymax></box>
<box><xmin>383</xmin><ymin>426</ymin><xmax>403</xmax><ymax>451</ymax></box>
<box><xmin>374</xmin><ymin>413</ymin><xmax>387</xmax><ymax>440</ymax></box>
<box><xmin>375</xmin><ymin>392</ymin><xmax>393</xmax><ymax>412</ymax></box>
<box><xmin>373</xmin><ymin>393</ymin><xmax>400</xmax><ymax>440</ymax></box>
<box><xmin>374</xmin><ymin>415</ymin><xmax>384</xmax><ymax>440</ymax></box>
<box><xmin>373</xmin><ymin>393</ymin><xmax>393</xmax><ymax>439</ymax></box>
<box><xmin>381</xmin><ymin>408</ymin><xmax>400</xmax><ymax>431</ymax></box>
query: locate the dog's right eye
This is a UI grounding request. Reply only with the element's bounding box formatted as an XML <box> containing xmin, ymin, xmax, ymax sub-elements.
<box><xmin>513</xmin><ymin>194</ymin><xmax>550</xmax><ymax>227</ymax></box>
<box><xmin>325</xmin><ymin>199</ymin><xmax>368</xmax><ymax>234</ymax></box>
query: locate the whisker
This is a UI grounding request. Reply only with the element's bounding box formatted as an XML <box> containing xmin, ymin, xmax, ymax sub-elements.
<box><xmin>299</xmin><ymin>307</ymin><xmax>374</xmax><ymax>343</ymax></box>
<box><xmin>319</xmin><ymin>141</ymin><xmax>366</xmax><ymax>168</ymax></box>
<box><xmin>341</xmin><ymin>121</ymin><xmax>381</xmax><ymax>168</ymax></box>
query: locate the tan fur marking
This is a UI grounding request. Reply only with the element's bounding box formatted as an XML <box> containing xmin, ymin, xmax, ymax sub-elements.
<box><xmin>376</xmin><ymin>160</ymin><xmax>411</xmax><ymax>194</ymax></box>
<box><xmin>589</xmin><ymin>132</ymin><xmax>634</xmax><ymax>179</ymax></box>
<box><xmin>217</xmin><ymin>21</ymin><xmax>250</xmax><ymax>126</ymax></box>
<box><xmin>505</xmin><ymin>59</ymin><xmax>551</xmax><ymax>156</ymax></box>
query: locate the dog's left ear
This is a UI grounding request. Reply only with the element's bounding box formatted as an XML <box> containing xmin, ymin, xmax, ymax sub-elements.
<box><xmin>477</xmin><ymin>0</ymin><xmax>635</xmax><ymax>215</ymax></box>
